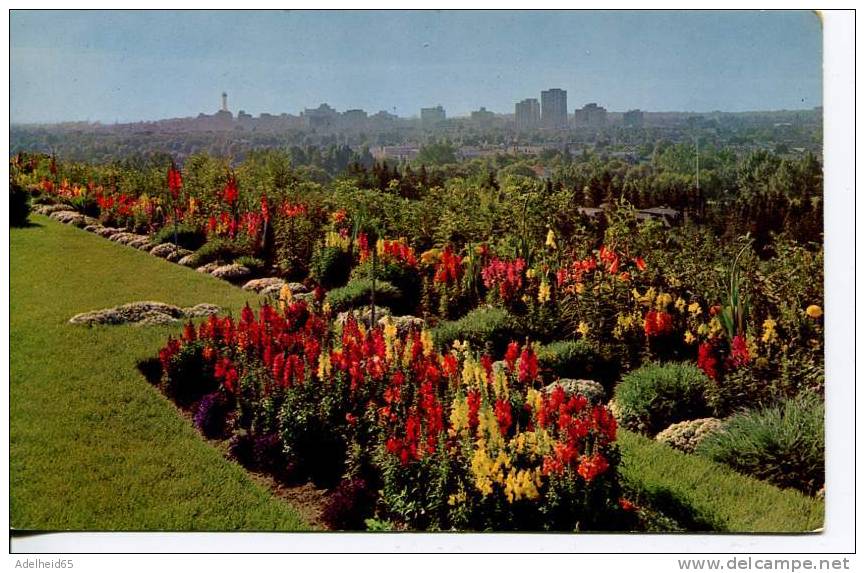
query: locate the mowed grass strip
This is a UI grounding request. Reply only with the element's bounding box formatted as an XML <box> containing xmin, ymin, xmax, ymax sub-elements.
<box><xmin>11</xmin><ymin>216</ymin><xmax>308</xmax><ymax>531</ymax></box>
<box><xmin>618</xmin><ymin>430</ymin><xmax>824</xmax><ymax>532</ymax></box>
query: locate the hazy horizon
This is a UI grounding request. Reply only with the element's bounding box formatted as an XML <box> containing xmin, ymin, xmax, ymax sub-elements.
<box><xmin>11</xmin><ymin>10</ymin><xmax>822</xmax><ymax>124</ymax></box>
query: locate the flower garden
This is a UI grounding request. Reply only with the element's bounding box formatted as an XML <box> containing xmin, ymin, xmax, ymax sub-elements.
<box><xmin>10</xmin><ymin>149</ymin><xmax>825</xmax><ymax>531</ymax></box>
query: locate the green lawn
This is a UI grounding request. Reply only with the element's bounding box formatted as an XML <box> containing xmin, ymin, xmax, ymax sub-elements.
<box><xmin>11</xmin><ymin>215</ymin><xmax>308</xmax><ymax>530</ymax></box>
<box><xmin>10</xmin><ymin>216</ymin><xmax>824</xmax><ymax>532</ymax></box>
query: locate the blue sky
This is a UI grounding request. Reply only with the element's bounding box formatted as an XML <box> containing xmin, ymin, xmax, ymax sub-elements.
<box><xmin>11</xmin><ymin>10</ymin><xmax>822</xmax><ymax>123</ymax></box>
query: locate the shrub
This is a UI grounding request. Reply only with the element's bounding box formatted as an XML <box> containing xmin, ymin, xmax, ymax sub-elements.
<box><xmin>614</xmin><ymin>363</ymin><xmax>713</xmax><ymax>436</ymax></box>
<box><xmin>536</xmin><ymin>339</ymin><xmax>609</xmax><ymax>383</ymax></box>
<box><xmin>431</xmin><ymin>306</ymin><xmax>522</xmax><ymax>355</ymax></box>
<box><xmin>192</xmin><ymin>238</ymin><xmax>251</xmax><ymax>266</ymax></box>
<box><xmin>696</xmin><ymin>393</ymin><xmax>824</xmax><ymax>495</ymax></box>
<box><xmin>69</xmin><ymin>194</ymin><xmax>100</xmax><ymax>218</ymax></box>
<box><xmin>152</xmin><ymin>223</ymin><xmax>207</xmax><ymax>251</ymax></box>
<box><xmin>352</xmin><ymin>260</ymin><xmax>422</xmax><ymax>315</ymax></box>
<box><xmin>235</xmin><ymin>255</ymin><xmax>267</xmax><ymax>275</ymax></box>
<box><xmin>325</xmin><ymin>278</ymin><xmax>402</xmax><ymax>313</ymax></box>
<box><xmin>310</xmin><ymin>245</ymin><xmax>353</xmax><ymax>289</ymax></box>
<box><xmin>10</xmin><ymin>178</ymin><xmax>30</xmax><ymax>227</ymax></box>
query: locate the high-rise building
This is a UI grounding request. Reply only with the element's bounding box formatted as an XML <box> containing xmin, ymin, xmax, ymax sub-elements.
<box><xmin>515</xmin><ymin>98</ymin><xmax>540</xmax><ymax>131</ymax></box>
<box><xmin>303</xmin><ymin>103</ymin><xmax>339</xmax><ymax>129</ymax></box>
<box><xmin>541</xmin><ymin>89</ymin><xmax>568</xmax><ymax>129</ymax></box>
<box><xmin>574</xmin><ymin>103</ymin><xmax>608</xmax><ymax>128</ymax></box>
<box><xmin>623</xmin><ymin>109</ymin><xmax>645</xmax><ymax>127</ymax></box>
<box><xmin>421</xmin><ymin>105</ymin><xmax>446</xmax><ymax>126</ymax></box>
<box><xmin>471</xmin><ymin>107</ymin><xmax>496</xmax><ymax>128</ymax></box>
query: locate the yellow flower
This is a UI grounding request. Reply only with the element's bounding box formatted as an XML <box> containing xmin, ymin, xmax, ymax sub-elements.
<box><xmin>545</xmin><ymin>229</ymin><xmax>557</xmax><ymax>250</ymax></box>
<box><xmin>675</xmin><ymin>297</ymin><xmax>686</xmax><ymax>312</ymax></box>
<box><xmin>449</xmin><ymin>398</ymin><xmax>469</xmax><ymax>436</ymax></box>
<box><xmin>697</xmin><ymin>323</ymin><xmax>709</xmax><ymax>337</ymax></box>
<box><xmin>317</xmin><ymin>352</ymin><xmax>332</xmax><ymax>381</ymax></box>
<box><xmin>448</xmin><ymin>491</ymin><xmax>467</xmax><ymax>506</ymax></box>
<box><xmin>421</xmin><ymin>329</ymin><xmax>434</xmax><ymax>357</ymax></box>
<box><xmin>709</xmin><ymin>317</ymin><xmax>723</xmax><ymax>336</ymax></box>
<box><xmin>688</xmin><ymin>301</ymin><xmax>702</xmax><ymax>316</ymax></box>
<box><xmin>526</xmin><ymin>268</ymin><xmax>536</xmax><ymax>279</ymax></box>
<box><xmin>577</xmin><ymin>321</ymin><xmax>590</xmax><ymax>337</ymax></box>
<box><xmin>635</xmin><ymin>287</ymin><xmax>656</xmax><ymax>307</ymax></box>
<box><xmin>278</xmin><ymin>284</ymin><xmax>294</xmax><ymax>311</ymax></box>
<box><xmin>761</xmin><ymin>318</ymin><xmax>778</xmax><ymax>344</ymax></box>
<box><xmin>420</xmin><ymin>248</ymin><xmax>441</xmax><ymax>265</ymax></box>
<box><xmin>806</xmin><ymin>305</ymin><xmax>823</xmax><ymax>319</ymax></box>
<box><xmin>655</xmin><ymin>292</ymin><xmax>673</xmax><ymax>309</ymax></box>
<box><xmin>537</xmin><ymin>280</ymin><xmax>551</xmax><ymax>304</ymax></box>
<box><xmin>684</xmin><ymin>330</ymin><xmax>696</xmax><ymax>344</ymax></box>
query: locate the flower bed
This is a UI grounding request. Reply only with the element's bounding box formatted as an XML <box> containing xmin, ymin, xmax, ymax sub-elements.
<box><xmin>154</xmin><ymin>296</ymin><xmax>631</xmax><ymax>531</ymax></box>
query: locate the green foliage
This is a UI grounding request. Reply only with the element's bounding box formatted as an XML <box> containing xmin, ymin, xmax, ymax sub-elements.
<box><xmin>152</xmin><ymin>222</ymin><xmax>207</xmax><ymax>251</ymax></box>
<box><xmin>535</xmin><ymin>339</ymin><xmax>613</xmax><ymax>383</ymax></box>
<box><xmin>310</xmin><ymin>246</ymin><xmax>353</xmax><ymax>289</ymax></box>
<box><xmin>614</xmin><ymin>362</ymin><xmax>713</xmax><ymax>436</ymax></box>
<box><xmin>431</xmin><ymin>306</ymin><xmax>522</xmax><ymax>355</ymax></box>
<box><xmin>273</xmin><ymin>212</ymin><xmax>321</xmax><ymax>279</ymax></box>
<box><xmin>352</xmin><ymin>260</ymin><xmax>422</xmax><ymax>315</ymax></box>
<box><xmin>235</xmin><ymin>256</ymin><xmax>267</xmax><ymax>274</ymax></box>
<box><xmin>415</xmin><ymin>141</ymin><xmax>458</xmax><ymax>166</ymax></box>
<box><xmin>10</xmin><ymin>178</ymin><xmax>30</xmax><ymax>227</ymax></box>
<box><xmin>160</xmin><ymin>341</ymin><xmax>218</xmax><ymax>407</ymax></box>
<box><xmin>697</xmin><ymin>393</ymin><xmax>824</xmax><ymax>496</ymax></box>
<box><xmin>325</xmin><ymin>278</ymin><xmax>402</xmax><ymax>312</ymax></box>
<box><xmin>278</xmin><ymin>378</ymin><xmax>349</xmax><ymax>483</ymax></box>
<box><xmin>193</xmin><ymin>238</ymin><xmax>252</xmax><ymax>266</ymax></box>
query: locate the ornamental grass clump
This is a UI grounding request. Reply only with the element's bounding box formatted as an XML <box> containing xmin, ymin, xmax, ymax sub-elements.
<box><xmin>613</xmin><ymin>362</ymin><xmax>713</xmax><ymax>436</ymax></box>
<box><xmin>696</xmin><ymin>392</ymin><xmax>824</xmax><ymax>495</ymax></box>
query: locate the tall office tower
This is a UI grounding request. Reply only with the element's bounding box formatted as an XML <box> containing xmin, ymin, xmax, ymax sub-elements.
<box><xmin>541</xmin><ymin>88</ymin><xmax>568</xmax><ymax>129</ymax></box>
<box><xmin>515</xmin><ymin>98</ymin><xmax>541</xmax><ymax>130</ymax></box>
<box><xmin>221</xmin><ymin>92</ymin><xmax>228</xmax><ymax>112</ymax></box>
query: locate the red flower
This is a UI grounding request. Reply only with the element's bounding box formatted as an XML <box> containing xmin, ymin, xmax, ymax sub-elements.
<box><xmin>518</xmin><ymin>344</ymin><xmax>538</xmax><ymax>384</ymax></box>
<box><xmin>697</xmin><ymin>341</ymin><xmax>720</xmax><ymax>380</ymax></box>
<box><xmin>644</xmin><ymin>310</ymin><xmax>674</xmax><ymax>337</ymax></box>
<box><xmin>167</xmin><ymin>162</ymin><xmax>183</xmax><ymax>199</ymax></box>
<box><xmin>504</xmin><ymin>341</ymin><xmax>520</xmax><ymax>371</ymax></box>
<box><xmin>730</xmin><ymin>335</ymin><xmax>750</xmax><ymax>368</ymax></box>
<box><xmin>619</xmin><ymin>498</ymin><xmax>638</xmax><ymax>512</ymax></box>
<box><xmin>260</xmin><ymin>195</ymin><xmax>270</xmax><ymax>223</ymax></box>
<box><xmin>494</xmin><ymin>399</ymin><xmax>513</xmax><ymax>436</ymax></box>
<box><xmin>222</xmin><ymin>174</ymin><xmax>238</xmax><ymax>205</ymax></box>
<box><xmin>634</xmin><ymin>257</ymin><xmax>646</xmax><ymax>272</ymax></box>
<box><xmin>577</xmin><ymin>452</ymin><xmax>610</xmax><ymax>482</ymax></box>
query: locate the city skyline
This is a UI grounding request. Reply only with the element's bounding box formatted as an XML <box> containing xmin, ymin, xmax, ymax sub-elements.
<box><xmin>11</xmin><ymin>10</ymin><xmax>822</xmax><ymax>124</ymax></box>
